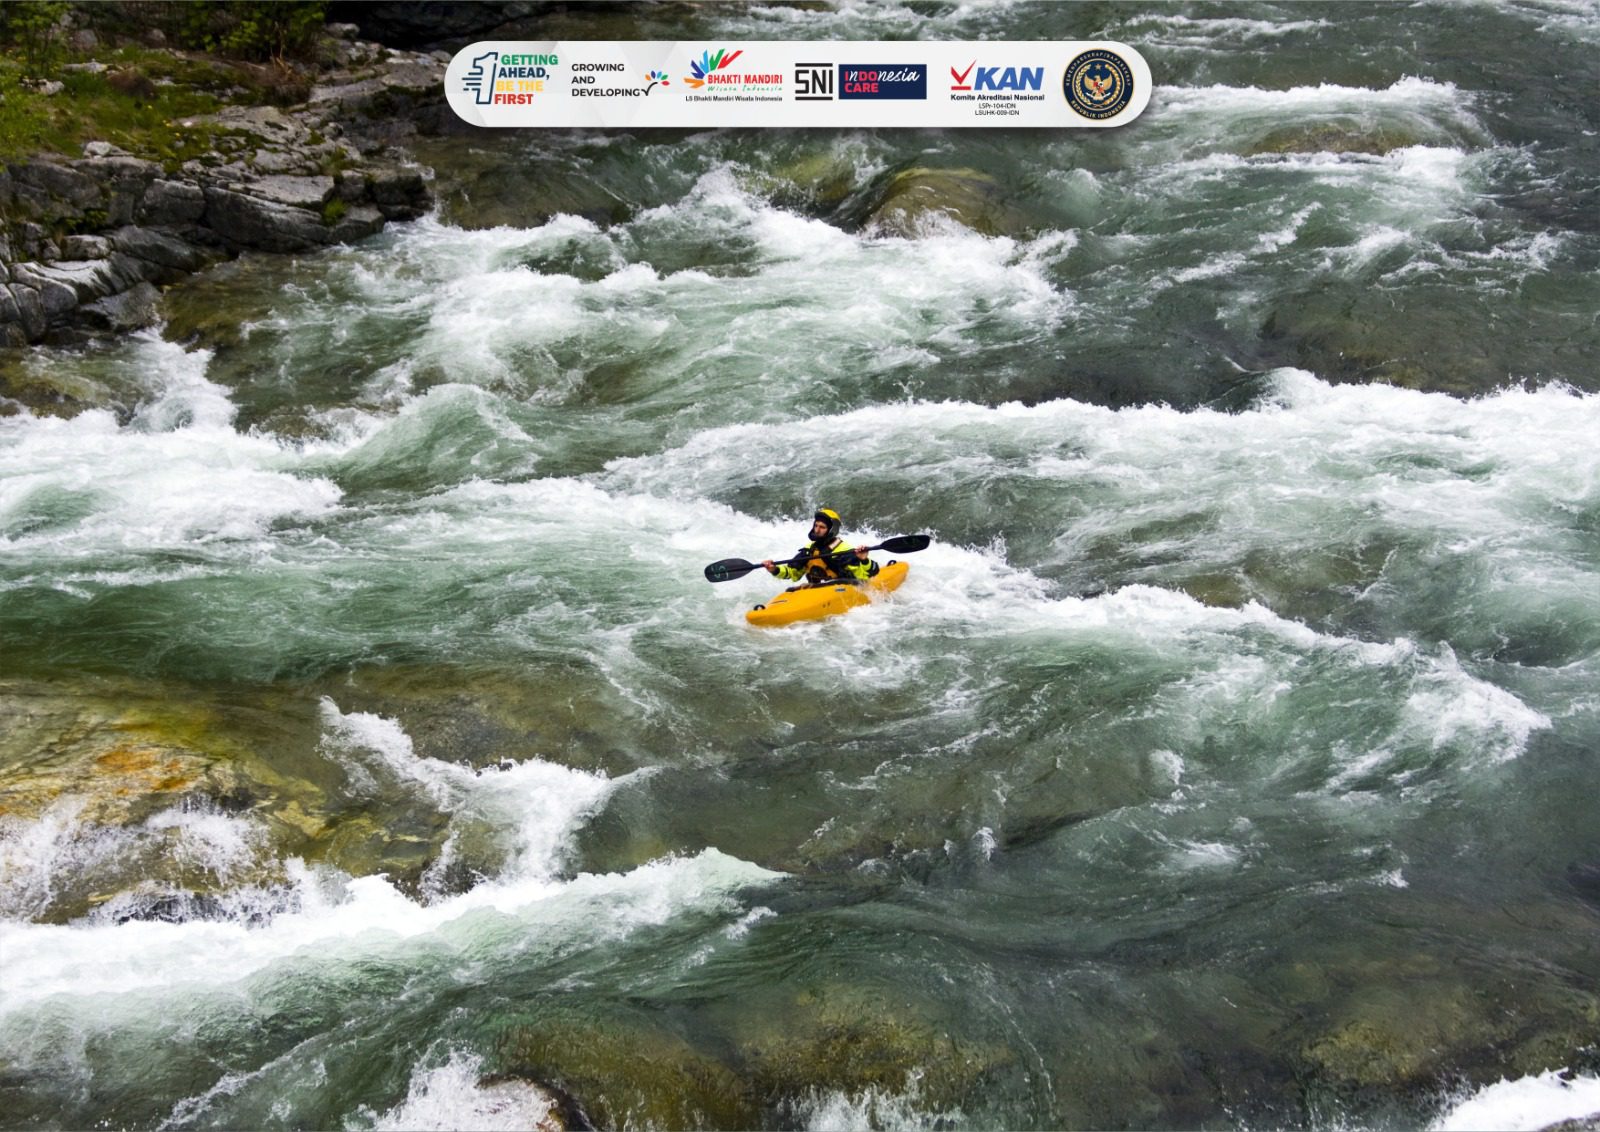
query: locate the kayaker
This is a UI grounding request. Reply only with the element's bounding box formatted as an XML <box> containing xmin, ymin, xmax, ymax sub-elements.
<box><xmin>762</xmin><ymin>508</ymin><xmax>880</xmax><ymax>587</ymax></box>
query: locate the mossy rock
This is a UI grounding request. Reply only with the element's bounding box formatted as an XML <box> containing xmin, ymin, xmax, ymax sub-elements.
<box><xmin>1285</xmin><ymin>955</ymin><xmax>1600</xmax><ymax>1100</ymax></box>
<box><xmin>731</xmin><ymin>982</ymin><xmax>1012</xmax><ymax>1113</ymax></box>
<box><xmin>310</xmin><ymin>661</ymin><xmax>642</xmax><ymax>777</ymax></box>
<box><xmin>866</xmin><ymin>166</ymin><xmax>1033</xmax><ymax>238</ymax></box>
<box><xmin>0</xmin><ymin>675</ymin><xmax>472</xmax><ymax>918</ymax></box>
<box><xmin>1260</xmin><ymin>290</ymin><xmax>1498</xmax><ymax>397</ymax></box>
<box><xmin>1246</xmin><ymin>122</ymin><xmax>1422</xmax><ymax>157</ymax></box>
<box><xmin>493</xmin><ymin>1013</ymin><xmax>761</xmax><ymax>1130</ymax></box>
<box><xmin>0</xmin><ymin>357</ymin><xmax>129</xmax><ymax>419</ymax></box>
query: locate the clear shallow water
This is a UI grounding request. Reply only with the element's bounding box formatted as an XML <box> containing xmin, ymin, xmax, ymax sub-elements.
<box><xmin>2</xmin><ymin>3</ymin><xmax>1598</xmax><ymax>1129</ymax></box>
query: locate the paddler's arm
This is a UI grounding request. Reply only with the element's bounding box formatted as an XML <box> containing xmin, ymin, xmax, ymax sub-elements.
<box><xmin>765</xmin><ymin>558</ymin><xmax>806</xmax><ymax>581</ymax></box>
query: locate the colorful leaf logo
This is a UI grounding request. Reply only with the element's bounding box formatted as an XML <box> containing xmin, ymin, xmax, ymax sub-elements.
<box><xmin>684</xmin><ymin>48</ymin><xmax>743</xmax><ymax>89</ymax></box>
<box><xmin>643</xmin><ymin>69</ymin><xmax>670</xmax><ymax>94</ymax></box>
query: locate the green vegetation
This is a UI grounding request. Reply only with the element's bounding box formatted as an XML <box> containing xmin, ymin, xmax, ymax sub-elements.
<box><xmin>0</xmin><ymin>3</ymin><xmax>332</xmax><ymax>163</ymax></box>
<box><xmin>82</xmin><ymin>2</ymin><xmax>328</xmax><ymax>65</ymax></box>
<box><xmin>0</xmin><ymin>56</ymin><xmax>239</xmax><ymax>166</ymax></box>
<box><xmin>0</xmin><ymin>1</ymin><xmax>70</xmax><ymax>78</ymax></box>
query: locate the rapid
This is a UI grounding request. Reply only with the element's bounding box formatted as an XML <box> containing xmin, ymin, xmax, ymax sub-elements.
<box><xmin>2</xmin><ymin>3</ymin><xmax>1598</xmax><ymax>1129</ymax></box>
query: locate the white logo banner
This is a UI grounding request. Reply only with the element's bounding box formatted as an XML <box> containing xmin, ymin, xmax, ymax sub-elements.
<box><xmin>446</xmin><ymin>41</ymin><xmax>1151</xmax><ymax>129</ymax></box>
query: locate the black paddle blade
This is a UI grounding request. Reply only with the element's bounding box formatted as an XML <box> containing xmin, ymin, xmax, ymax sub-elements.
<box><xmin>878</xmin><ymin>534</ymin><xmax>931</xmax><ymax>554</ymax></box>
<box><xmin>705</xmin><ymin>558</ymin><xmax>759</xmax><ymax>583</ymax></box>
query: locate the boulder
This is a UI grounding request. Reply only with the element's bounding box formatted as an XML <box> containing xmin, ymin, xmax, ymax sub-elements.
<box><xmin>7</xmin><ymin>284</ymin><xmax>48</xmax><ymax>339</ymax></box>
<box><xmin>11</xmin><ymin>161</ymin><xmax>103</xmax><ymax>217</ymax></box>
<box><xmin>110</xmin><ymin>225</ymin><xmax>211</xmax><ymax>274</ymax></box>
<box><xmin>866</xmin><ymin>166</ymin><xmax>1032</xmax><ymax>238</ymax></box>
<box><xmin>248</xmin><ymin>174</ymin><xmax>336</xmax><ymax>210</ymax></box>
<box><xmin>202</xmin><ymin>186</ymin><xmax>332</xmax><ymax>252</ymax></box>
<box><xmin>137</xmin><ymin>179</ymin><xmax>207</xmax><ymax>226</ymax></box>
<box><xmin>330</xmin><ymin>205</ymin><xmax>387</xmax><ymax>243</ymax></box>
<box><xmin>59</xmin><ymin>234</ymin><xmax>112</xmax><ymax>260</ymax></box>
<box><xmin>9</xmin><ymin>265</ymin><xmax>79</xmax><ymax>317</ymax></box>
<box><xmin>79</xmin><ymin>281</ymin><xmax>162</xmax><ymax>332</ymax></box>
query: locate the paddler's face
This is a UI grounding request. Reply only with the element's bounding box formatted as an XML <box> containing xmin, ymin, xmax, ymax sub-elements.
<box><xmin>812</xmin><ymin>519</ymin><xmax>829</xmax><ymax>540</ymax></box>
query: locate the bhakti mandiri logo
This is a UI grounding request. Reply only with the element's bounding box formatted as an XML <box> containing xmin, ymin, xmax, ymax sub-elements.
<box><xmin>684</xmin><ymin>48</ymin><xmax>742</xmax><ymax>89</ymax></box>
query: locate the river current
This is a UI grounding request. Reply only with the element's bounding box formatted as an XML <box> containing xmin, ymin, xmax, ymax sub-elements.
<box><xmin>2</xmin><ymin>3</ymin><xmax>1598</xmax><ymax>1129</ymax></box>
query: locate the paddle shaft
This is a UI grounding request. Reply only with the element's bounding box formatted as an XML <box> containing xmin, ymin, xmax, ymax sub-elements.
<box><xmin>704</xmin><ymin>535</ymin><xmax>930</xmax><ymax>583</ymax></box>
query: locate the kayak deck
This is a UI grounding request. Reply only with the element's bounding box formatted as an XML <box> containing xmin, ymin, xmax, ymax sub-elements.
<box><xmin>746</xmin><ymin>561</ymin><xmax>909</xmax><ymax>627</ymax></box>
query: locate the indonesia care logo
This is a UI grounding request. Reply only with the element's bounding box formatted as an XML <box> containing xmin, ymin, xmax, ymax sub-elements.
<box><xmin>462</xmin><ymin>49</ymin><xmax>556</xmax><ymax>105</ymax></box>
<box><xmin>1063</xmin><ymin>49</ymin><xmax>1133</xmax><ymax>121</ymax></box>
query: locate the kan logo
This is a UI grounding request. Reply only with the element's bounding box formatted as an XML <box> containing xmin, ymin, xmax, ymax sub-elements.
<box><xmin>950</xmin><ymin>62</ymin><xmax>1045</xmax><ymax>92</ymax></box>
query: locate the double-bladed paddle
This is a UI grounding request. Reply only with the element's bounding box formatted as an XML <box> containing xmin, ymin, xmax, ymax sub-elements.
<box><xmin>704</xmin><ymin>534</ymin><xmax>931</xmax><ymax>583</ymax></box>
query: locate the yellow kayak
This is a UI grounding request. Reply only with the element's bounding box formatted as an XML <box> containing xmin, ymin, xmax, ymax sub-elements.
<box><xmin>746</xmin><ymin>561</ymin><xmax>909</xmax><ymax>627</ymax></box>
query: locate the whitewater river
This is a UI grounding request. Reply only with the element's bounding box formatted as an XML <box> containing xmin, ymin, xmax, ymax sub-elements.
<box><xmin>3</xmin><ymin>2</ymin><xmax>1598</xmax><ymax>1129</ymax></box>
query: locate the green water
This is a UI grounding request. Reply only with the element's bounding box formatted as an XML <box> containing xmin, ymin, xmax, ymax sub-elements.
<box><xmin>2</xmin><ymin>3</ymin><xmax>1599</xmax><ymax>1129</ymax></box>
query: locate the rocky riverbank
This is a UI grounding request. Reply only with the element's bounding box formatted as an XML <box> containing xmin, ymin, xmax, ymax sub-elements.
<box><xmin>0</xmin><ymin>23</ymin><xmax>444</xmax><ymax>355</ymax></box>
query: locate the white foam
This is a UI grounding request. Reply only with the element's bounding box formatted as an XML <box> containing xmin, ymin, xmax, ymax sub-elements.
<box><xmin>0</xmin><ymin>847</ymin><xmax>780</xmax><ymax>1011</ymax></box>
<box><xmin>366</xmin><ymin>1049</ymin><xmax>553</xmax><ymax>1132</ymax></box>
<box><xmin>318</xmin><ymin>698</ymin><xmax>616</xmax><ymax>881</ymax></box>
<box><xmin>0</xmin><ymin>339</ymin><xmax>342</xmax><ymax>561</ymax></box>
<box><xmin>793</xmin><ymin>1071</ymin><xmax>965</xmax><ymax>1132</ymax></box>
<box><xmin>1431</xmin><ymin>1068</ymin><xmax>1600</xmax><ymax>1131</ymax></box>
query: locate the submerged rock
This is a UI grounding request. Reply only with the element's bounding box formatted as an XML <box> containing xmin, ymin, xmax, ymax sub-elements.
<box><xmin>865</xmin><ymin>166</ymin><xmax>1035</xmax><ymax>238</ymax></box>
<box><xmin>0</xmin><ymin>676</ymin><xmax>465</xmax><ymax>920</ymax></box>
<box><xmin>1245</xmin><ymin>122</ymin><xmax>1423</xmax><ymax>157</ymax></box>
<box><xmin>490</xmin><ymin>982</ymin><xmax>1006</xmax><ymax>1128</ymax></box>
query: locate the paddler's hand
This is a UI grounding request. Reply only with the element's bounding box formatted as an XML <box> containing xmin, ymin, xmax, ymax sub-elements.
<box><xmin>855</xmin><ymin>547</ymin><xmax>869</xmax><ymax>560</ymax></box>
<box><xmin>762</xmin><ymin>559</ymin><xmax>777</xmax><ymax>574</ymax></box>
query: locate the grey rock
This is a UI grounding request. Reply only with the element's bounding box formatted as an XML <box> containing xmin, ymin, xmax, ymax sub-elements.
<box><xmin>82</xmin><ymin>140</ymin><xmax>129</xmax><ymax>157</ymax></box>
<box><xmin>111</xmin><ymin>226</ymin><xmax>209</xmax><ymax>274</ymax></box>
<box><xmin>191</xmin><ymin>105</ymin><xmax>303</xmax><ymax>146</ymax></box>
<box><xmin>366</xmin><ymin>165</ymin><xmax>430</xmax><ymax>221</ymax></box>
<box><xmin>17</xmin><ymin>260</ymin><xmax>122</xmax><ymax>305</ymax></box>
<box><xmin>202</xmin><ymin>187</ymin><xmax>330</xmax><ymax>253</ymax></box>
<box><xmin>80</xmin><ymin>282</ymin><xmax>161</xmax><ymax>333</ymax></box>
<box><xmin>14</xmin><ymin>162</ymin><xmax>102</xmax><ymax>213</ymax></box>
<box><xmin>77</xmin><ymin>155</ymin><xmax>161</xmax><ymax>184</ymax></box>
<box><xmin>327</xmin><ymin>22</ymin><xmax>361</xmax><ymax>40</ymax></box>
<box><xmin>330</xmin><ymin>205</ymin><xmax>386</xmax><ymax>244</ymax></box>
<box><xmin>8</xmin><ymin>284</ymin><xmax>47</xmax><ymax>340</ymax></box>
<box><xmin>0</xmin><ymin>287</ymin><xmax>19</xmax><ymax>328</ymax></box>
<box><xmin>333</xmin><ymin>170</ymin><xmax>369</xmax><ymax>203</ymax></box>
<box><xmin>248</xmin><ymin>174</ymin><xmax>335</xmax><ymax>210</ymax></box>
<box><xmin>14</xmin><ymin>223</ymin><xmax>49</xmax><ymax>260</ymax></box>
<box><xmin>68</xmin><ymin>28</ymin><xmax>98</xmax><ymax>52</ymax></box>
<box><xmin>309</xmin><ymin>60</ymin><xmax>444</xmax><ymax>109</ymax></box>
<box><xmin>60</xmin><ymin>234</ymin><xmax>112</xmax><ymax>260</ymax></box>
<box><xmin>20</xmin><ymin>272</ymin><xmax>77</xmax><ymax>319</ymax></box>
<box><xmin>137</xmin><ymin>180</ymin><xmax>206</xmax><ymax>226</ymax></box>
<box><xmin>104</xmin><ymin>251</ymin><xmax>162</xmax><ymax>288</ymax></box>
<box><xmin>64</xmin><ymin>62</ymin><xmax>110</xmax><ymax>75</ymax></box>
<box><xmin>250</xmin><ymin>148</ymin><xmax>312</xmax><ymax>175</ymax></box>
